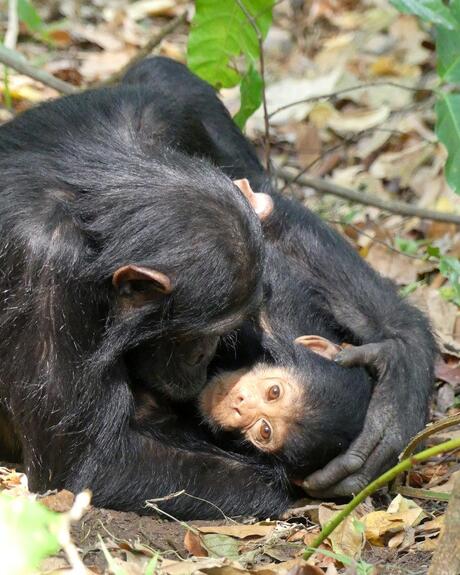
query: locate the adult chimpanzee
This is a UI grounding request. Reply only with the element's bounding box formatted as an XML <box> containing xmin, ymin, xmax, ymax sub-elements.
<box><xmin>0</xmin><ymin>85</ymin><xmax>296</xmax><ymax>519</ymax></box>
<box><xmin>123</xmin><ymin>57</ymin><xmax>438</xmax><ymax>497</ymax></box>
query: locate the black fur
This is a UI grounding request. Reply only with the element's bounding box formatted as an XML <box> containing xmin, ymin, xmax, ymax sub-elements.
<box><xmin>0</xmin><ymin>84</ymin><xmax>295</xmax><ymax>518</ymax></box>
<box><xmin>123</xmin><ymin>57</ymin><xmax>438</xmax><ymax>496</ymax></box>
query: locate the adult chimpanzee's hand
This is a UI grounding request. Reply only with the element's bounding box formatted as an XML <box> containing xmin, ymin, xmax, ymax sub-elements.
<box><xmin>302</xmin><ymin>340</ymin><xmax>428</xmax><ymax>497</ymax></box>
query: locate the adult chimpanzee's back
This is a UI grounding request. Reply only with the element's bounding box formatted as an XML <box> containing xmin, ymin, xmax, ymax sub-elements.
<box><xmin>123</xmin><ymin>57</ymin><xmax>437</xmax><ymax>497</ymax></box>
<box><xmin>0</xmin><ymin>85</ymin><xmax>295</xmax><ymax>518</ymax></box>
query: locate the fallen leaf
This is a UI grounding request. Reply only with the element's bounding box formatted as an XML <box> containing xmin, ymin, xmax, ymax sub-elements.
<box><xmin>253</xmin><ymin>70</ymin><xmax>342</xmax><ymax>128</ymax></box>
<box><xmin>39</xmin><ymin>489</ymin><xmax>75</xmax><ymax>512</ymax></box>
<box><xmin>198</xmin><ymin>524</ymin><xmax>275</xmax><ymax>539</ymax></box>
<box><xmin>328</xmin><ymin>106</ymin><xmax>390</xmax><ymax>134</ymax></box>
<box><xmin>318</xmin><ymin>504</ymin><xmax>363</xmax><ymax>559</ymax></box>
<box><xmin>365</xmin><ymin>243</ymin><xmax>418</xmax><ymax>285</ymax></box>
<box><xmin>184</xmin><ymin>530</ymin><xmax>207</xmax><ymax>557</ymax></box>
<box><xmin>370</xmin><ymin>142</ymin><xmax>434</xmax><ymax>186</ymax></box>
<box><xmin>363</xmin><ymin>496</ymin><xmax>425</xmax><ymax>546</ymax></box>
<box><xmin>126</xmin><ymin>0</ymin><xmax>177</xmax><ymax>20</ymax></box>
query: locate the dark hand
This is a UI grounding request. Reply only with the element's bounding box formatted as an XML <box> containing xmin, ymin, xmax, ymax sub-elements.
<box><xmin>302</xmin><ymin>342</ymin><xmax>426</xmax><ymax>497</ymax></box>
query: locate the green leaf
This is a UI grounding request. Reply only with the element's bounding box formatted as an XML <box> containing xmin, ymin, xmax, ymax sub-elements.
<box><xmin>0</xmin><ymin>493</ymin><xmax>61</xmax><ymax>574</ymax></box>
<box><xmin>395</xmin><ymin>236</ymin><xmax>421</xmax><ymax>255</ymax></box>
<box><xmin>202</xmin><ymin>533</ymin><xmax>240</xmax><ymax>560</ymax></box>
<box><xmin>18</xmin><ymin>0</ymin><xmax>44</xmax><ymax>34</ymax></box>
<box><xmin>187</xmin><ymin>0</ymin><xmax>274</xmax><ymax>89</ymax></box>
<box><xmin>437</xmin><ymin>27</ymin><xmax>460</xmax><ymax>82</ymax></box>
<box><xmin>436</xmin><ymin>93</ymin><xmax>460</xmax><ymax>193</ymax></box>
<box><xmin>390</xmin><ymin>0</ymin><xmax>459</xmax><ymax>29</ymax></box>
<box><xmin>234</xmin><ymin>60</ymin><xmax>263</xmax><ymax>128</ymax></box>
<box><xmin>427</xmin><ymin>245</ymin><xmax>441</xmax><ymax>258</ymax></box>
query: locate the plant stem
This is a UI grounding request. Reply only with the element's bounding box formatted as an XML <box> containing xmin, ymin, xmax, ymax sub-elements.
<box><xmin>303</xmin><ymin>437</ymin><xmax>460</xmax><ymax>560</ymax></box>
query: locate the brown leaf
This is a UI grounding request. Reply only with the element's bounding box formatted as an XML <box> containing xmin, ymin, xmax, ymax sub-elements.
<box><xmin>184</xmin><ymin>530</ymin><xmax>208</xmax><ymax>557</ymax></box>
<box><xmin>39</xmin><ymin>489</ymin><xmax>75</xmax><ymax>512</ymax></box>
<box><xmin>365</xmin><ymin>244</ymin><xmax>418</xmax><ymax>285</ymax></box>
<box><xmin>318</xmin><ymin>503</ymin><xmax>363</xmax><ymax>559</ymax></box>
<box><xmin>198</xmin><ymin>524</ymin><xmax>275</xmax><ymax>539</ymax></box>
<box><xmin>435</xmin><ymin>359</ymin><xmax>460</xmax><ymax>386</ymax></box>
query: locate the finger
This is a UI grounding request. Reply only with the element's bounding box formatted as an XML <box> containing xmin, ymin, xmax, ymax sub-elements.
<box><xmin>305</xmin><ymin>439</ymin><xmax>400</xmax><ymax>498</ymax></box>
<box><xmin>303</xmin><ymin>422</ymin><xmax>382</xmax><ymax>492</ymax></box>
<box><xmin>334</xmin><ymin>342</ymin><xmax>382</xmax><ymax>368</ymax></box>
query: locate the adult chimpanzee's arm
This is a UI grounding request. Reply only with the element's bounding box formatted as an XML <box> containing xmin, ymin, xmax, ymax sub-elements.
<box><xmin>268</xmin><ymin>198</ymin><xmax>437</xmax><ymax>496</ymax></box>
<box><xmin>63</xmin><ymin>382</ymin><xmax>292</xmax><ymax>519</ymax></box>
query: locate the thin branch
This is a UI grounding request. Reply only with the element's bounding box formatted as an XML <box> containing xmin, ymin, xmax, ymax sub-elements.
<box><xmin>100</xmin><ymin>12</ymin><xmax>188</xmax><ymax>87</ymax></box>
<box><xmin>5</xmin><ymin>0</ymin><xmax>19</xmax><ymax>51</ymax></box>
<box><xmin>268</xmin><ymin>81</ymin><xmax>433</xmax><ymax>121</ymax></box>
<box><xmin>0</xmin><ymin>44</ymin><xmax>77</xmax><ymax>94</ymax></box>
<box><xmin>326</xmin><ymin>219</ymin><xmax>426</xmax><ymax>261</ymax></box>
<box><xmin>234</xmin><ymin>0</ymin><xmax>271</xmax><ymax>173</ymax></box>
<box><xmin>278</xmin><ymin>167</ymin><xmax>460</xmax><ymax>225</ymax></box>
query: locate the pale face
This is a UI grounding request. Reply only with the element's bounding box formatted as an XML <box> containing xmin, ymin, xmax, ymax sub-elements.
<box><xmin>199</xmin><ymin>365</ymin><xmax>304</xmax><ymax>452</ymax></box>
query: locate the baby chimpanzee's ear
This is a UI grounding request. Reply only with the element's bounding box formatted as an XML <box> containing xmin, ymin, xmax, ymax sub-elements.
<box><xmin>294</xmin><ymin>335</ymin><xmax>341</xmax><ymax>360</ymax></box>
<box><xmin>112</xmin><ymin>264</ymin><xmax>172</xmax><ymax>299</ymax></box>
<box><xmin>233</xmin><ymin>178</ymin><xmax>273</xmax><ymax>221</ymax></box>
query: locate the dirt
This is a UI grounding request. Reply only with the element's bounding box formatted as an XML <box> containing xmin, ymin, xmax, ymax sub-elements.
<box><xmin>71</xmin><ymin>506</ymin><xmax>220</xmax><ymax>570</ymax></box>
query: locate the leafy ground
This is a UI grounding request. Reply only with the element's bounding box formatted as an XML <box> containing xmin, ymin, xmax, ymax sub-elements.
<box><xmin>1</xmin><ymin>0</ymin><xmax>460</xmax><ymax>573</ymax></box>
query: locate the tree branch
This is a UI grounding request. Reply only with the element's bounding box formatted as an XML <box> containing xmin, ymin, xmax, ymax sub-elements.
<box><xmin>100</xmin><ymin>12</ymin><xmax>188</xmax><ymax>87</ymax></box>
<box><xmin>0</xmin><ymin>44</ymin><xmax>77</xmax><ymax>95</ymax></box>
<box><xmin>277</xmin><ymin>167</ymin><xmax>460</xmax><ymax>225</ymax></box>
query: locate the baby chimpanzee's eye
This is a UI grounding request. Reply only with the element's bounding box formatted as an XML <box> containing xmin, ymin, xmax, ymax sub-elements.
<box><xmin>267</xmin><ymin>384</ymin><xmax>280</xmax><ymax>400</ymax></box>
<box><xmin>259</xmin><ymin>420</ymin><xmax>272</xmax><ymax>441</ymax></box>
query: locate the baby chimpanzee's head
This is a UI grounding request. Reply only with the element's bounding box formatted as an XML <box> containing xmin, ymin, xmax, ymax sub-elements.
<box><xmin>199</xmin><ymin>335</ymin><xmax>373</xmax><ymax>479</ymax></box>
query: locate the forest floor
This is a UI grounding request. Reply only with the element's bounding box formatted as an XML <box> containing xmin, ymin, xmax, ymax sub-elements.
<box><xmin>1</xmin><ymin>0</ymin><xmax>460</xmax><ymax>573</ymax></box>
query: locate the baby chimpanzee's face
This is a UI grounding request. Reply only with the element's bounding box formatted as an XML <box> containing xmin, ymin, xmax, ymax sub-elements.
<box><xmin>199</xmin><ymin>365</ymin><xmax>304</xmax><ymax>452</ymax></box>
<box><xmin>200</xmin><ymin>335</ymin><xmax>372</xmax><ymax>476</ymax></box>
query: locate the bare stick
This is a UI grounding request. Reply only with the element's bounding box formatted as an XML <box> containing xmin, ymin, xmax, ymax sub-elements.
<box><xmin>0</xmin><ymin>44</ymin><xmax>77</xmax><ymax>94</ymax></box>
<box><xmin>5</xmin><ymin>0</ymin><xmax>19</xmax><ymax>50</ymax></box>
<box><xmin>278</xmin><ymin>167</ymin><xmax>460</xmax><ymax>225</ymax></box>
<box><xmin>101</xmin><ymin>12</ymin><xmax>188</xmax><ymax>86</ymax></box>
<box><xmin>234</xmin><ymin>0</ymin><xmax>271</xmax><ymax>173</ymax></box>
<box><xmin>268</xmin><ymin>81</ymin><xmax>433</xmax><ymax>121</ymax></box>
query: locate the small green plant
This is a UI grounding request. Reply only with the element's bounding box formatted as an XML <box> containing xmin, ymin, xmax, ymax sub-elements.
<box><xmin>187</xmin><ymin>0</ymin><xmax>275</xmax><ymax>128</ymax></box>
<box><xmin>0</xmin><ymin>493</ymin><xmax>61</xmax><ymax>574</ymax></box>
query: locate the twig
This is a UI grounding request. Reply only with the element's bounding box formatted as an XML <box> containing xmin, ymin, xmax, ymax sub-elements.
<box><xmin>268</xmin><ymin>81</ymin><xmax>433</xmax><ymax>121</ymax></box>
<box><xmin>5</xmin><ymin>0</ymin><xmax>19</xmax><ymax>51</ymax></box>
<box><xmin>234</xmin><ymin>0</ymin><xmax>271</xmax><ymax>173</ymax></box>
<box><xmin>326</xmin><ymin>219</ymin><xmax>425</xmax><ymax>261</ymax></box>
<box><xmin>0</xmin><ymin>44</ymin><xmax>77</xmax><ymax>94</ymax></box>
<box><xmin>278</xmin><ymin>167</ymin><xmax>460</xmax><ymax>225</ymax></box>
<box><xmin>428</xmin><ymin>471</ymin><xmax>460</xmax><ymax>574</ymax></box>
<box><xmin>303</xmin><ymin>436</ymin><xmax>460</xmax><ymax>560</ymax></box>
<box><xmin>100</xmin><ymin>12</ymin><xmax>188</xmax><ymax>86</ymax></box>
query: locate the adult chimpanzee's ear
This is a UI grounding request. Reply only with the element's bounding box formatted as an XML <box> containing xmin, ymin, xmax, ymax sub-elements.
<box><xmin>112</xmin><ymin>265</ymin><xmax>172</xmax><ymax>296</ymax></box>
<box><xmin>233</xmin><ymin>178</ymin><xmax>273</xmax><ymax>221</ymax></box>
<box><xmin>295</xmin><ymin>335</ymin><xmax>341</xmax><ymax>360</ymax></box>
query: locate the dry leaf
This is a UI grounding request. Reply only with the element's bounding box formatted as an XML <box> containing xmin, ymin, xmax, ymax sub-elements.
<box><xmin>365</xmin><ymin>243</ymin><xmax>418</xmax><ymax>285</ymax></box>
<box><xmin>363</xmin><ymin>496</ymin><xmax>425</xmax><ymax>546</ymax></box>
<box><xmin>328</xmin><ymin>106</ymin><xmax>390</xmax><ymax>134</ymax></box>
<box><xmin>39</xmin><ymin>489</ymin><xmax>75</xmax><ymax>512</ymax></box>
<box><xmin>126</xmin><ymin>0</ymin><xmax>177</xmax><ymax>20</ymax></box>
<box><xmin>198</xmin><ymin>524</ymin><xmax>275</xmax><ymax>539</ymax></box>
<box><xmin>318</xmin><ymin>504</ymin><xmax>363</xmax><ymax>559</ymax></box>
<box><xmin>370</xmin><ymin>142</ymin><xmax>434</xmax><ymax>186</ymax></box>
<box><xmin>184</xmin><ymin>530</ymin><xmax>207</xmax><ymax>557</ymax></box>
